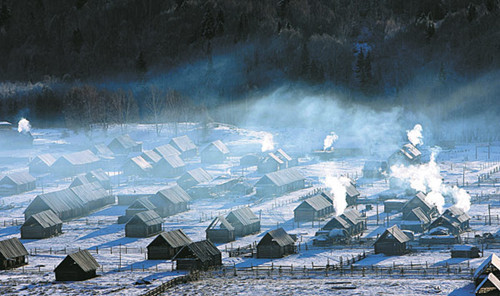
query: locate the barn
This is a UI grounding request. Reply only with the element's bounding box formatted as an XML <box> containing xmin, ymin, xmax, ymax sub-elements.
<box><xmin>294</xmin><ymin>194</ymin><xmax>333</xmax><ymax>222</ymax></box>
<box><xmin>257</xmin><ymin>228</ymin><xmax>296</xmax><ymax>258</ymax></box>
<box><xmin>206</xmin><ymin>216</ymin><xmax>236</xmax><ymax>243</ymax></box>
<box><xmin>0</xmin><ymin>171</ymin><xmax>36</xmax><ymax>196</ymax></box>
<box><xmin>122</xmin><ymin>156</ymin><xmax>153</xmax><ymax>176</ymax></box>
<box><xmin>153</xmin><ymin>144</ymin><xmax>181</xmax><ymax>158</ymax></box>
<box><xmin>257</xmin><ymin>153</ymin><xmax>284</xmax><ymax>173</ymax></box>
<box><xmin>125</xmin><ymin>210</ymin><xmax>163</xmax><ymax>237</ymax></box>
<box><xmin>51</xmin><ymin>150</ymin><xmax>101</xmax><ymax>177</ymax></box>
<box><xmin>400</xmin><ymin>207</ymin><xmax>431</xmax><ymax>233</ymax></box>
<box><xmin>374</xmin><ymin>225</ymin><xmax>410</xmax><ymax>255</ymax></box>
<box><xmin>149</xmin><ymin>186</ymin><xmax>191</xmax><ymax>217</ymax></box>
<box><xmin>54</xmin><ymin>250</ymin><xmax>99</xmax><ymax>281</ymax></box>
<box><xmin>474</xmin><ymin>254</ymin><xmax>500</xmax><ymax>286</ymax></box>
<box><xmin>147</xmin><ymin>229</ymin><xmax>193</xmax><ymax>260</ymax></box>
<box><xmin>201</xmin><ymin>140</ymin><xmax>229</xmax><ymax>164</ymax></box>
<box><xmin>226</xmin><ymin>207</ymin><xmax>261</xmax><ymax>237</ymax></box>
<box><xmin>475</xmin><ymin>273</ymin><xmax>500</xmax><ymax>296</ymax></box>
<box><xmin>255</xmin><ymin>168</ymin><xmax>305</xmax><ymax>197</ymax></box>
<box><xmin>169</xmin><ymin>135</ymin><xmax>197</xmax><ymax>159</ymax></box>
<box><xmin>125</xmin><ymin>198</ymin><xmax>157</xmax><ymax>218</ymax></box>
<box><xmin>173</xmin><ymin>240</ymin><xmax>222</xmax><ymax>270</ymax></box>
<box><xmin>451</xmin><ymin>245</ymin><xmax>480</xmax><ymax>258</ymax></box>
<box><xmin>21</xmin><ymin>210</ymin><xmax>63</xmax><ymax>239</ymax></box>
<box><xmin>107</xmin><ymin>134</ymin><xmax>142</xmax><ymax>155</ymax></box>
<box><xmin>0</xmin><ymin>238</ymin><xmax>28</xmax><ymax>270</ymax></box>
<box><xmin>155</xmin><ymin>154</ymin><xmax>186</xmax><ymax>178</ymax></box>
<box><xmin>29</xmin><ymin>153</ymin><xmax>56</xmax><ymax>175</ymax></box>
<box><xmin>401</xmin><ymin>192</ymin><xmax>439</xmax><ymax>219</ymax></box>
<box><xmin>177</xmin><ymin>168</ymin><xmax>213</xmax><ymax>190</ymax></box>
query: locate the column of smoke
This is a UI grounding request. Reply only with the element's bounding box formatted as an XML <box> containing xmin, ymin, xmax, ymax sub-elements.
<box><xmin>322</xmin><ymin>175</ymin><xmax>351</xmax><ymax>215</ymax></box>
<box><xmin>323</xmin><ymin>132</ymin><xmax>338</xmax><ymax>151</ymax></box>
<box><xmin>260</xmin><ymin>132</ymin><xmax>275</xmax><ymax>152</ymax></box>
<box><xmin>17</xmin><ymin>118</ymin><xmax>31</xmax><ymax>133</ymax></box>
<box><xmin>407</xmin><ymin>124</ymin><xmax>423</xmax><ymax>146</ymax></box>
<box><xmin>390</xmin><ymin>147</ymin><xmax>471</xmax><ymax>213</ymax></box>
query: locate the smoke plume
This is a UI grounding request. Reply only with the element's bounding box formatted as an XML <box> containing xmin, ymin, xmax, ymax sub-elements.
<box><xmin>323</xmin><ymin>132</ymin><xmax>338</xmax><ymax>151</ymax></box>
<box><xmin>322</xmin><ymin>175</ymin><xmax>351</xmax><ymax>215</ymax></box>
<box><xmin>407</xmin><ymin>124</ymin><xmax>423</xmax><ymax>146</ymax></box>
<box><xmin>17</xmin><ymin>118</ymin><xmax>31</xmax><ymax>133</ymax></box>
<box><xmin>260</xmin><ymin>132</ymin><xmax>275</xmax><ymax>152</ymax></box>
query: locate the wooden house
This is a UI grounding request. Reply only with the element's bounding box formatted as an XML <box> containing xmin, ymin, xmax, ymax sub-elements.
<box><xmin>51</xmin><ymin>150</ymin><xmax>101</xmax><ymax>177</ymax></box>
<box><xmin>125</xmin><ymin>198</ymin><xmax>157</xmax><ymax>218</ymax></box>
<box><xmin>475</xmin><ymin>273</ymin><xmax>500</xmax><ymax>296</ymax></box>
<box><xmin>90</xmin><ymin>143</ymin><xmax>115</xmax><ymax>159</ymax></box>
<box><xmin>257</xmin><ymin>228</ymin><xmax>296</xmax><ymax>258</ymax></box>
<box><xmin>225</xmin><ymin>207</ymin><xmax>261</xmax><ymax>237</ymax></box>
<box><xmin>149</xmin><ymin>186</ymin><xmax>191</xmax><ymax>217</ymax></box>
<box><xmin>401</xmin><ymin>192</ymin><xmax>439</xmax><ymax>219</ymax></box>
<box><xmin>384</xmin><ymin>199</ymin><xmax>407</xmax><ymax>213</ymax></box>
<box><xmin>169</xmin><ymin>135</ymin><xmax>197</xmax><ymax>159</ymax></box>
<box><xmin>147</xmin><ymin>230</ymin><xmax>193</xmax><ymax>260</ymax></box>
<box><xmin>206</xmin><ymin>216</ymin><xmax>236</xmax><ymax>243</ymax></box>
<box><xmin>107</xmin><ymin>134</ymin><xmax>142</xmax><ymax>155</ymax></box>
<box><xmin>255</xmin><ymin>168</ymin><xmax>305</xmax><ymax>197</ymax></box>
<box><xmin>322</xmin><ymin>215</ymin><xmax>352</xmax><ymax>236</ymax></box>
<box><xmin>122</xmin><ymin>156</ymin><xmax>153</xmax><ymax>176</ymax></box>
<box><xmin>85</xmin><ymin>169</ymin><xmax>111</xmax><ymax>190</ymax></box>
<box><xmin>29</xmin><ymin>153</ymin><xmax>56</xmax><ymax>175</ymax></box>
<box><xmin>0</xmin><ymin>171</ymin><xmax>36</xmax><ymax>196</ymax></box>
<box><xmin>451</xmin><ymin>245</ymin><xmax>480</xmax><ymax>258</ymax></box>
<box><xmin>155</xmin><ymin>154</ymin><xmax>186</xmax><ymax>178</ymax></box>
<box><xmin>294</xmin><ymin>194</ymin><xmax>333</xmax><ymax>222</ymax></box>
<box><xmin>400</xmin><ymin>207</ymin><xmax>431</xmax><ymax>233</ymax></box>
<box><xmin>21</xmin><ymin>210</ymin><xmax>63</xmax><ymax>239</ymax></box>
<box><xmin>374</xmin><ymin>225</ymin><xmax>410</xmax><ymax>255</ymax></box>
<box><xmin>345</xmin><ymin>181</ymin><xmax>360</xmax><ymax>206</ymax></box>
<box><xmin>339</xmin><ymin>209</ymin><xmax>366</xmax><ymax>235</ymax></box>
<box><xmin>125</xmin><ymin>210</ymin><xmax>163</xmax><ymax>237</ymax></box>
<box><xmin>177</xmin><ymin>168</ymin><xmax>212</xmax><ymax>190</ymax></box>
<box><xmin>201</xmin><ymin>140</ymin><xmax>229</xmax><ymax>164</ymax></box>
<box><xmin>428</xmin><ymin>216</ymin><xmax>462</xmax><ymax>236</ymax></box>
<box><xmin>54</xmin><ymin>250</ymin><xmax>99</xmax><ymax>281</ymax></box>
<box><xmin>474</xmin><ymin>254</ymin><xmax>500</xmax><ymax>286</ymax></box>
<box><xmin>172</xmin><ymin>240</ymin><xmax>222</xmax><ymax>270</ymax></box>
<box><xmin>443</xmin><ymin>206</ymin><xmax>470</xmax><ymax>232</ymax></box>
<box><xmin>388</xmin><ymin>143</ymin><xmax>422</xmax><ymax>168</ymax></box>
<box><xmin>153</xmin><ymin>144</ymin><xmax>181</xmax><ymax>159</ymax></box>
<box><xmin>0</xmin><ymin>238</ymin><xmax>28</xmax><ymax>270</ymax></box>
<box><xmin>257</xmin><ymin>153</ymin><xmax>284</xmax><ymax>173</ymax></box>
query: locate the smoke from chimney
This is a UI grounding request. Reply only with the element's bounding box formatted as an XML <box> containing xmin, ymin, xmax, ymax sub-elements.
<box><xmin>407</xmin><ymin>124</ymin><xmax>423</xmax><ymax>146</ymax></box>
<box><xmin>260</xmin><ymin>132</ymin><xmax>275</xmax><ymax>152</ymax></box>
<box><xmin>17</xmin><ymin>118</ymin><xmax>31</xmax><ymax>134</ymax></box>
<box><xmin>323</xmin><ymin>132</ymin><xmax>338</xmax><ymax>151</ymax></box>
<box><xmin>322</xmin><ymin>175</ymin><xmax>350</xmax><ymax>216</ymax></box>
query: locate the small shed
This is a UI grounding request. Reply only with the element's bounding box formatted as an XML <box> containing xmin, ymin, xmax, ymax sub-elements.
<box><xmin>384</xmin><ymin>199</ymin><xmax>407</xmax><ymax>213</ymax></box>
<box><xmin>21</xmin><ymin>210</ymin><xmax>63</xmax><ymax>239</ymax></box>
<box><xmin>172</xmin><ymin>240</ymin><xmax>222</xmax><ymax>270</ymax></box>
<box><xmin>29</xmin><ymin>153</ymin><xmax>56</xmax><ymax>175</ymax></box>
<box><xmin>255</xmin><ymin>168</ymin><xmax>305</xmax><ymax>197</ymax></box>
<box><xmin>257</xmin><ymin>153</ymin><xmax>284</xmax><ymax>173</ymax></box>
<box><xmin>294</xmin><ymin>194</ymin><xmax>333</xmax><ymax>222</ymax></box>
<box><xmin>54</xmin><ymin>250</ymin><xmax>99</xmax><ymax>281</ymax></box>
<box><xmin>475</xmin><ymin>273</ymin><xmax>500</xmax><ymax>296</ymax></box>
<box><xmin>155</xmin><ymin>154</ymin><xmax>186</xmax><ymax>178</ymax></box>
<box><xmin>177</xmin><ymin>168</ymin><xmax>213</xmax><ymax>190</ymax></box>
<box><xmin>107</xmin><ymin>134</ymin><xmax>142</xmax><ymax>155</ymax></box>
<box><xmin>125</xmin><ymin>210</ymin><xmax>163</xmax><ymax>237</ymax></box>
<box><xmin>201</xmin><ymin>140</ymin><xmax>230</xmax><ymax>164</ymax></box>
<box><xmin>257</xmin><ymin>228</ymin><xmax>296</xmax><ymax>258</ymax></box>
<box><xmin>122</xmin><ymin>156</ymin><xmax>153</xmax><ymax>176</ymax></box>
<box><xmin>147</xmin><ymin>229</ymin><xmax>193</xmax><ymax>260</ymax></box>
<box><xmin>226</xmin><ymin>207</ymin><xmax>261</xmax><ymax>237</ymax></box>
<box><xmin>150</xmin><ymin>186</ymin><xmax>191</xmax><ymax>217</ymax></box>
<box><xmin>0</xmin><ymin>238</ymin><xmax>28</xmax><ymax>270</ymax></box>
<box><xmin>51</xmin><ymin>150</ymin><xmax>101</xmax><ymax>177</ymax></box>
<box><xmin>169</xmin><ymin>135</ymin><xmax>197</xmax><ymax>159</ymax></box>
<box><xmin>0</xmin><ymin>172</ymin><xmax>36</xmax><ymax>196</ymax></box>
<box><xmin>153</xmin><ymin>144</ymin><xmax>181</xmax><ymax>158</ymax></box>
<box><xmin>474</xmin><ymin>254</ymin><xmax>500</xmax><ymax>286</ymax></box>
<box><xmin>374</xmin><ymin>225</ymin><xmax>410</xmax><ymax>256</ymax></box>
<box><xmin>451</xmin><ymin>245</ymin><xmax>480</xmax><ymax>258</ymax></box>
<box><xmin>206</xmin><ymin>216</ymin><xmax>236</xmax><ymax>243</ymax></box>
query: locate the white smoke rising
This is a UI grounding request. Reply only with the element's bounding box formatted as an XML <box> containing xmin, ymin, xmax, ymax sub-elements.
<box><xmin>323</xmin><ymin>132</ymin><xmax>338</xmax><ymax>150</ymax></box>
<box><xmin>322</xmin><ymin>175</ymin><xmax>351</xmax><ymax>215</ymax></box>
<box><xmin>17</xmin><ymin>118</ymin><xmax>31</xmax><ymax>133</ymax></box>
<box><xmin>407</xmin><ymin>124</ymin><xmax>423</xmax><ymax>146</ymax></box>
<box><xmin>390</xmin><ymin>149</ymin><xmax>471</xmax><ymax>213</ymax></box>
<box><xmin>260</xmin><ymin>132</ymin><xmax>275</xmax><ymax>152</ymax></box>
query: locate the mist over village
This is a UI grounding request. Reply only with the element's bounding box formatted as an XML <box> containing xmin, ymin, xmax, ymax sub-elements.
<box><xmin>0</xmin><ymin>1</ymin><xmax>499</xmax><ymax>295</ymax></box>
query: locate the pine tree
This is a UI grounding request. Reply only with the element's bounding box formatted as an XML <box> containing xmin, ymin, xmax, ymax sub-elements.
<box><xmin>135</xmin><ymin>51</ymin><xmax>147</xmax><ymax>75</ymax></box>
<box><xmin>72</xmin><ymin>28</ymin><xmax>84</xmax><ymax>53</ymax></box>
<box><xmin>355</xmin><ymin>48</ymin><xmax>366</xmax><ymax>86</ymax></box>
<box><xmin>299</xmin><ymin>42</ymin><xmax>311</xmax><ymax>79</ymax></box>
<box><xmin>201</xmin><ymin>8</ymin><xmax>215</xmax><ymax>40</ymax></box>
<box><xmin>467</xmin><ymin>4</ymin><xmax>477</xmax><ymax>22</ymax></box>
<box><xmin>215</xmin><ymin>9</ymin><xmax>225</xmax><ymax>36</ymax></box>
<box><xmin>0</xmin><ymin>3</ymin><xmax>12</xmax><ymax>28</ymax></box>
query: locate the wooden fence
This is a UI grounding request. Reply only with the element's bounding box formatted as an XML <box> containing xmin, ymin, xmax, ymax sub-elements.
<box><xmin>140</xmin><ymin>271</ymin><xmax>201</xmax><ymax>296</ymax></box>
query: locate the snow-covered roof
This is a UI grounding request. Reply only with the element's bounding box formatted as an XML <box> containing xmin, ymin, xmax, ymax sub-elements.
<box><xmin>297</xmin><ymin>195</ymin><xmax>331</xmax><ymax>212</ymax></box>
<box><xmin>403</xmin><ymin>207</ymin><xmax>430</xmax><ymax>224</ymax></box>
<box><xmin>153</xmin><ymin>144</ymin><xmax>181</xmax><ymax>158</ymax></box>
<box><xmin>57</xmin><ymin>150</ymin><xmax>100</xmax><ymax>166</ymax></box>
<box><xmin>202</xmin><ymin>140</ymin><xmax>229</xmax><ymax>154</ymax></box>
<box><xmin>474</xmin><ymin>254</ymin><xmax>500</xmax><ymax>280</ymax></box>
<box><xmin>56</xmin><ymin>250</ymin><xmax>99</xmax><ymax>272</ymax></box>
<box><xmin>148</xmin><ymin>229</ymin><xmax>193</xmax><ymax>249</ymax></box>
<box><xmin>169</xmin><ymin>135</ymin><xmax>197</xmax><ymax>152</ymax></box>
<box><xmin>23</xmin><ymin>210</ymin><xmax>62</xmax><ymax>228</ymax></box>
<box><xmin>226</xmin><ymin>207</ymin><xmax>259</xmax><ymax>226</ymax></box>
<box><xmin>141</xmin><ymin>150</ymin><xmax>162</xmax><ymax>164</ymax></box>
<box><xmin>475</xmin><ymin>273</ymin><xmax>500</xmax><ymax>294</ymax></box>
<box><xmin>127</xmin><ymin>156</ymin><xmax>153</xmax><ymax>171</ymax></box>
<box><xmin>183</xmin><ymin>168</ymin><xmax>212</xmax><ymax>183</ymax></box>
<box><xmin>0</xmin><ymin>237</ymin><xmax>28</xmax><ymax>259</ymax></box>
<box><xmin>30</xmin><ymin>153</ymin><xmax>56</xmax><ymax>167</ymax></box>
<box><xmin>156</xmin><ymin>185</ymin><xmax>191</xmax><ymax>204</ymax></box>
<box><xmin>172</xmin><ymin>240</ymin><xmax>220</xmax><ymax>263</ymax></box>
<box><xmin>159</xmin><ymin>154</ymin><xmax>185</xmax><ymax>169</ymax></box>
<box><xmin>275</xmin><ymin>148</ymin><xmax>292</xmax><ymax>162</ymax></box>
<box><xmin>257</xmin><ymin>168</ymin><xmax>305</xmax><ymax>187</ymax></box>
<box><xmin>0</xmin><ymin>171</ymin><xmax>36</xmax><ymax>185</ymax></box>
<box><xmin>375</xmin><ymin>225</ymin><xmax>410</xmax><ymax>244</ymax></box>
<box><xmin>127</xmin><ymin>210</ymin><xmax>163</xmax><ymax>227</ymax></box>
<box><xmin>260</xmin><ymin>228</ymin><xmax>295</xmax><ymax>247</ymax></box>
<box><xmin>109</xmin><ymin>134</ymin><xmax>141</xmax><ymax>150</ymax></box>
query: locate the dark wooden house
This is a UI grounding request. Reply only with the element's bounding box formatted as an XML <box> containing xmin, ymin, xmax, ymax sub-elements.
<box><xmin>172</xmin><ymin>240</ymin><xmax>222</xmax><ymax>270</ymax></box>
<box><xmin>125</xmin><ymin>198</ymin><xmax>157</xmax><ymax>218</ymax></box>
<box><xmin>257</xmin><ymin>228</ymin><xmax>296</xmax><ymax>258</ymax></box>
<box><xmin>206</xmin><ymin>216</ymin><xmax>236</xmax><ymax>243</ymax></box>
<box><xmin>125</xmin><ymin>210</ymin><xmax>163</xmax><ymax>237</ymax></box>
<box><xmin>255</xmin><ymin>168</ymin><xmax>305</xmax><ymax>197</ymax></box>
<box><xmin>428</xmin><ymin>216</ymin><xmax>462</xmax><ymax>236</ymax></box>
<box><xmin>21</xmin><ymin>210</ymin><xmax>63</xmax><ymax>239</ymax></box>
<box><xmin>0</xmin><ymin>171</ymin><xmax>36</xmax><ymax>196</ymax></box>
<box><xmin>400</xmin><ymin>207</ymin><xmax>431</xmax><ymax>233</ymax></box>
<box><xmin>443</xmin><ymin>206</ymin><xmax>470</xmax><ymax>232</ymax></box>
<box><xmin>29</xmin><ymin>153</ymin><xmax>56</xmax><ymax>175</ymax></box>
<box><xmin>474</xmin><ymin>254</ymin><xmax>500</xmax><ymax>286</ymax></box>
<box><xmin>401</xmin><ymin>192</ymin><xmax>439</xmax><ymax>219</ymax></box>
<box><xmin>107</xmin><ymin>134</ymin><xmax>142</xmax><ymax>155</ymax></box>
<box><xmin>475</xmin><ymin>273</ymin><xmax>500</xmax><ymax>296</ymax></box>
<box><xmin>54</xmin><ymin>250</ymin><xmax>99</xmax><ymax>281</ymax></box>
<box><xmin>226</xmin><ymin>207</ymin><xmax>261</xmax><ymax>237</ymax></box>
<box><xmin>201</xmin><ymin>140</ymin><xmax>230</xmax><ymax>164</ymax></box>
<box><xmin>322</xmin><ymin>215</ymin><xmax>352</xmax><ymax>235</ymax></box>
<box><xmin>345</xmin><ymin>181</ymin><xmax>360</xmax><ymax>206</ymax></box>
<box><xmin>294</xmin><ymin>194</ymin><xmax>333</xmax><ymax>222</ymax></box>
<box><xmin>451</xmin><ymin>245</ymin><xmax>480</xmax><ymax>258</ymax></box>
<box><xmin>51</xmin><ymin>150</ymin><xmax>101</xmax><ymax>177</ymax></box>
<box><xmin>374</xmin><ymin>225</ymin><xmax>410</xmax><ymax>255</ymax></box>
<box><xmin>0</xmin><ymin>238</ymin><xmax>28</xmax><ymax>270</ymax></box>
<box><xmin>169</xmin><ymin>135</ymin><xmax>198</xmax><ymax>159</ymax></box>
<box><xmin>149</xmin><ymin>185</ymin><xmax>191</xmax><ymax>217</ymax></box>
<box><xmin>147</xmin><ymin>229</ymin><xmax>193</xmax><ymax>260</ymax></box>
<box><xmin>384</xmin><ymin>199</ymin><xmax>407</xmax><ymax>213</ymax></box>
<box><xmin>340</xmin><ymin>209</ymin><xmax>366</xmax><ymax>236</ymax></box>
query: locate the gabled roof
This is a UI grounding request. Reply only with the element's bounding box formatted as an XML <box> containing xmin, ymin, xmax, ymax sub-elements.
<box><xmin>86</xmin><ymin>169</ymin><xmax>109</xmax><ymax>183</ymax></box>
<box><xmin>262</xmin><ymin>228</ymin><xmax>295</xmax><ymax>247</ymax></box>
<box><xmin>403</xmin><ymin>207</ymin><xmax>430</xmax><ymax>224</ymax></box>
<box><xmin>69</xmin><ymin>175</ymin><xmax>90</xmax><ymax>188</ymax></box>
<box><xmin>183</xmin><ymin>168</ymin><xmax>212</xmax><ymax>183</ymax></box>
<box><xmin>92</xmin><ymin>143</ymin><xmax>114</xmax><ymax>156</ymax></box>
<box><xmin>227</xmin><ymin>207</ymin><xmax>259</xmax><ymax>226</ymax></box>
<box><xmin>475</xmin><ymin>273</ymin><xmax>500</xmax><ymax>295</ymax></box>
<box><xmin>57</xmin><ymin>150</ymin><xmax>100</xmax><ymax>166</ymax></box>
<box><xmin>298</xmin><ymin>195</ymin><xmax>332</xmax><ymax>211</ymax></box>
<box><xmin>429</xmin><ymin>215</ymin><xmax>460</xmax><ymax>231</ymax></box>
<box><xmin>345</xmin><ymin>183</ymin><xmax>360</xmax><ymax>198</ymax></box>
<box><xmin>203</xmin><ymin>140</ymin><xmax>229</xmax><ymax>154</ymax></box>
<box><xmin>319</xmin><ymin>191</ymin><xmax>334</xmax><ymax>203</ymax></box>
<box><xmin>156</xmin><ymin>185</ymin><xmax>191</xmax><ymax>204</ymax></box>
<box><xmin>402</xmin><ymin>192</ymin><xmax>434</xmax><ymax>214</ymax></box>
<box><xmin>110</xmin><ymin>134</ymin><xmax>140</xmax><ymax>150</ymax></box>
<box><xmin>159</xmin><ymin>154</ymin><xmax>185</xmax><ymax>169</ymax></box>
<box><xmin>128</xmin><ymin>198</ymin><xmax>157</xmax><ymax>211</ymax></box>
<box><xmin>127</xmin><ymin>210</ymin><xmax>163</xmax><ymax>226</ymax></box>
<box><xmin>443</xmin><ymin>206</ymin><xmax>470</xmax><ymax>223</ymax></box>
<box><xmin>0</xmin><ymin>171</ymin><xmax>36</xmax><ymax>185</ymax></box>
<box><xmin>31</xmin><ymin>153</ymin><xmax>56</xmax><ymax>167</ymax></box>
<box><xmin>402</xmin><ymin>143</ymin><xmax>421</xmax><ymax>158</ymax></box>
<box><xmin>172</xmin><ymin>240</ymin><xmax>221</xmax><ymax>262</ymax></box>
<box><xmin>375</xmin><ymin>225</ymin><xmax>410</xmax><ymax>244</ymax></box>
<box><xmin>27</xmin><ymin>188</ymin><xmax>84</xmax><ymax>216</ymax></box>
<box><xmin>207</xmin><ymin>216</ymin><xmax>235</xmax><ymax>231</ymax></box>
<box><xmin>474</xmin><ymin>254</ymin><xmax>500</xmax><ymax>279</ymax></box>
<box><xmin>257</xmin><ymin>168</ymin><xmax>305</xmax><ymax>187</ymax></box>
<box><xmin>23</xmin><ymin>209</ymin><xmax>62</xmax><ymax>228</ymax></box>
<box><xmin>0</xmin><ymin>237</ymin><xmax>28</xmax><ymax>259</ymax></box>
<box><xmin>275</xmin><ymin>148</ymin><xmax>292</xmax><ymax>161</ymax></box>
<box><xmin>141</xmin><ymin>150</ymin><xmax>162</xmax><ymax>164</ymax></box>
<box><xmin>169</xmin><ymin>135</ymin><xmax>197</xmax><ymax>152</ymax></box>
<box><xmin>70</xmin><ymin>182</ymin><xmax>109</xmax><ymax>205</ymax></box>
<box><xmin>340</xmin><ymin>209</ymin><xmax>364</xmax><ymax>226</ymax></box>
<box><xmin>127</xmin><ymin>156</ymin><xmax>153</xmax><ymax>171</ymax></box>
<box><xmin>56</xmin><ymin>250</ymin><xmax>99</xmax><ymax>272</ymax></box>
<box><xmin>265</xmin><ymin>153</ymin><xmax>284</xmax><ymax>164</ymax></box>
<box><xmin>148</xmin><ymin>229</ymin><xmax>193</xmax><ymax>249</ymax></box>
<box><xmin>323</xmin><ymin>215</ymin><xmax>351</xmax><ymax>230</ymax></box>
<box><xmin>153</xmin><ymin>144</ymin><xmax>181</xmax><ymax>158</ymax></box>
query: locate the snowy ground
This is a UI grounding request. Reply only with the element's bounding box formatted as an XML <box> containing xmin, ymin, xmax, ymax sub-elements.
<box><xmin>0</xmin><ymin>122</ymin><xmax>499</xmax><ymax>295</ymax></box>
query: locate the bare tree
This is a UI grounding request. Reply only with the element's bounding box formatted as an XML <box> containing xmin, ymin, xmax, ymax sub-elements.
<box><xmin>145</xmin><ymin>86</ymin><xmax>167</xmax><ymax>136</ymax></box>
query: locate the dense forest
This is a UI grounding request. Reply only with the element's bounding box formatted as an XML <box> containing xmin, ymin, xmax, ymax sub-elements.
<box><xmin>0</xmin><ymin>0</ymin><xmax>499</xmax><ymax>135</ymax></box>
